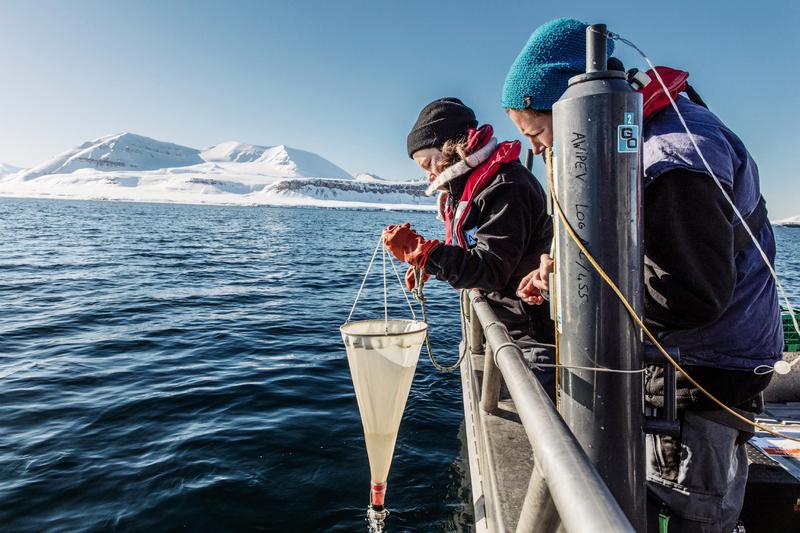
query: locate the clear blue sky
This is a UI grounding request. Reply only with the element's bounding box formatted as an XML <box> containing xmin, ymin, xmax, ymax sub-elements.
<box><xmin>1</xmin><ymin>0</ymin><xmax>798</xmax><ymax>218</ymax></box>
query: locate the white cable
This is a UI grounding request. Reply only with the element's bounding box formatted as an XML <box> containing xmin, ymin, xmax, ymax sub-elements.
<box><xmin>387</xmin><ymin>254</ymin><xmax>417</xmax><ymax>320</ymax></box>
<box><xmin>533</xmin><ymin>362</ymin><xmax>646</xmax><ymax>374</ymax></box>
<box><xmin>346</xmin><ymin>235</ymin><xmax>384</xmax><ymax>323</ymax></box>
<box><xmin>607</xmin><ymin>30</ymin><xmax>799</xmax><ymax>376</ymax></box>
<box><xmin>382</xmin><ymin>242</ymin><xmax>388</xmax><ymax>332</ymax></box>
<box><xmin>347</xmin><ymin>234</ymin><xmax>422</xmax><ymax>326</ymax></box>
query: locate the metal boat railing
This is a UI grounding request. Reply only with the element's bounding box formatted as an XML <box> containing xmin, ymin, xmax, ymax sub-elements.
<box><xmin>465</xmin><ymin>288</ymin><xmax>635</xmax><ymax>533</ymax></box>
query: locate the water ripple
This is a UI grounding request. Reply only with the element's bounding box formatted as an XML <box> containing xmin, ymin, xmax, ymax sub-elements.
<box><xmin>0</xmin><ymin>198</ymin><xmax>469</xmax><ymax>532</ymax></box>
<box><xmin>5</xmin><ymin>200</ymin><xmax>791</xmax><ymax>531</ymax></box>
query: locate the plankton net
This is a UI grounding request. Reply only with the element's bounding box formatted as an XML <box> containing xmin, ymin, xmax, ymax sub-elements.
<box><xmin>341</xmin><ymin>235</ymin><xmax>427</xmax><ymax>530</ymax></box>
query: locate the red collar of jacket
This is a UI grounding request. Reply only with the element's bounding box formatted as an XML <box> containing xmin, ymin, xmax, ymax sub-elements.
<box><xmin>640</xmin><ymin>66</ymin><xmax>689</xmax><ymax>120</ymax></box>
<box><xmin>444</xmin><ymin>140</ymin><xmax>522</xmax><ymax>248</ymax></box>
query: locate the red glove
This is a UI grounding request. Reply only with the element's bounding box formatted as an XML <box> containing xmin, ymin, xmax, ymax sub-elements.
<box><xmin>405</xmin><ymin>266</ymin><xmax>430</xmax><ymax>291</ymax></box>
<box><xmin>382</xmin><ymin>223</ymin><xmax>441</xmax><ymax>269</ymax></box>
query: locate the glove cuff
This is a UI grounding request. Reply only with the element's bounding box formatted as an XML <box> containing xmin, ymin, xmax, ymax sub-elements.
<box><xmin>417</xmin><ymin>240</ymin><xmax>442</xmax><ymax>270</ymax></box>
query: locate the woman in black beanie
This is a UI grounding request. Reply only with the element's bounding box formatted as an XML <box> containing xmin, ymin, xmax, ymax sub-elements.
<box><xmin>383</xmin><ymin>97</ymin><xmax>556</xmax><ymax>399</ymax></box>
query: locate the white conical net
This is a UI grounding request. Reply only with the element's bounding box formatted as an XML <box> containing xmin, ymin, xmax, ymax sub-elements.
<box><xmin>341</xmin><ymin>319</ymin><xmax>427</xmax><ymax>483</ymax></box>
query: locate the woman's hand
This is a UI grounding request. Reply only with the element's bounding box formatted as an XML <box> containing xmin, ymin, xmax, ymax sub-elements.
<box><xmin>516</xmin><ymin>253</ymin><xmax>554</xmax><ymax>305</ymax></box>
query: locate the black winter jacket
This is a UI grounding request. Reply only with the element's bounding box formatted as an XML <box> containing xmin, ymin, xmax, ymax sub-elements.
<box><xmin>425</xmin><ymin>160</ymin><xmax>554</xmax><ymax>343</ymax></box>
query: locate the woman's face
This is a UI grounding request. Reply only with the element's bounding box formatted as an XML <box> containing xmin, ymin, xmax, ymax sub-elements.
<box><xmin>412</xmin><ymin>147</ymin><xmax>444</xmax><ymax>183</ymax></box>
<box><xmin>507</xmin><ymin>108</ymin><xmax>553</xmax><ymax>155</ymax></box>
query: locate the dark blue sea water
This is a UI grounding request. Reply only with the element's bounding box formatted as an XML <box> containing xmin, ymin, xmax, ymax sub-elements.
<box><xmin>0</xmin><ymin>198</ymin><xmax>468</xmax><ymax>532</ymax></box>
<box><xmin>1</xmin><ymin>197</ymin><xmax>798</xmax><ymax>532</ymax></box>
<box><xmin>775</xmin><ymin>225</ymin><xmax>800</xmax><ymax>305</ymax></box>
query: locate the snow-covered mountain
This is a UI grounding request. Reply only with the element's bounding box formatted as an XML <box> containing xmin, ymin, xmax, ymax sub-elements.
<box><xmin>247</xmin><ymin>145</ymin><xmax>352</xmax><ymax>180</ymax></box>
<box><xmin>0</xmin><ymin>133</ymin><xmax>433</xmax><ymax>211</ymax></box>
<box><xmin>774</xmin><ymin>215</ymin><xmax>800</xmax><ymax>227</ymax></box>
<box><xmin>200</xmin><ymin>142</ymin><xmax>351</xmax><ymax>180</ymax></box>
<box><xmin>201</xmin><ymin>141</ymin><xmax>266</xmax><ymax>163</ymax></box>
<box><xmin>0</xmin><ymin>162</ymin><xmax>21</xmax><ymax>176</ymax></box>
<box><xmin>16</xmin><ymin>133</ymin><xmax>204</xmax><ymax>181</ymax></box>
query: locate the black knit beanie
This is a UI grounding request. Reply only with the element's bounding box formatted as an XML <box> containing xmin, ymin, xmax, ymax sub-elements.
<box><xmin>406</xmin><ymin>97</ymin><xmax>478</xmax><ymax>158</ymax></box>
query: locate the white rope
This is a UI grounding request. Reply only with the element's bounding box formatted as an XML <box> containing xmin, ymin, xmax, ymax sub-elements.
<box><xmin>532</xmin><ymin>362</ymin><xmax>646</xmax><ymax>374</ymax></box>
<box><xmin>492</xmin><ymin>341</ymin><xmax>521</xmax><ymax>357</ymax></box>
<box><xmin>382</xmin><ymin>242</ymin><xmax>388</xmax><ymax>331</ymax></box>
<box><xmin>345</xmin><ymin>233</ymin><xmax>460</xmax><ymax>372</ymax></box>
<box><xmin>497</xmin><ymin>337</ymin><xmax>644</xmax><ymax>374</ymax></box>
<box><xmin>346</xmin><ymin>234</ymin><xmax>420</xmax><ymax>324</ymax></box>
<box><xmin>606</xmin><ymin>29</ymin><xmax>799</xmax><ymax>376</ymax></box>
<box><xmin>388</xmin><ymin>254</ymin><xmax>417</xmax><ymax>320</ymax></box>
<box><xmin>346</xmin><ymin>235</ymin><xmax>384</xmax><ymax>323</ymax></box>
<box><xmin>482</xmin><ymin>321</ymin><xmax>505</xmax><ymax>334</ymax></box>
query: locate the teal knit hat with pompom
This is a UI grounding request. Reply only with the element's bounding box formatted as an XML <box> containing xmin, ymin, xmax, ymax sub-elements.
<box><xmin>502</xmin><ymin>18</ymin><xmax>615</xmax><ymax>110</ymax></box>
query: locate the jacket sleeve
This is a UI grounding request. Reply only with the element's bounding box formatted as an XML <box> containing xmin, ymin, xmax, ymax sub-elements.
<box><xmin>643</xmin><ymin>169</ymin><xmax>736</xmax><ymax>330</ymax></box>
<box><xmin>425</xmin><ymin>178</ymin><xmax>543</xmax><ymax>292</ymax></box>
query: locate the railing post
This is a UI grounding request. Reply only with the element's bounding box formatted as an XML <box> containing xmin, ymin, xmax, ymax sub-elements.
<box><xmin>465</xmin><ymin>289</ymin><xmax>500</xmax><ymax>413</ymax></box>
<box><xmin>466</xmin><ymin>291</ymin><xmax>485</xmax><ymax>355</ymax></box>
<box><xmin>480</xmin><ymin>343</ymin><xmax>501</xmax><ymax>414</ymax></box>
<box><xmin>516</xmin><ymin>463</ymin><xmax>560</xmax><ymax>533</ymax></box>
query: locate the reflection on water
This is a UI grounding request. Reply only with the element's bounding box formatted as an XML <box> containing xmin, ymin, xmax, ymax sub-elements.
<box><xmin>1</xmin><ymin>196</ymin><xmax>797</xmax><ymax>532</ymax></box>
<box><xmin>0</xmin><ymin>198</ymin><xmax>471</xmax><ymax>532</ymax></box>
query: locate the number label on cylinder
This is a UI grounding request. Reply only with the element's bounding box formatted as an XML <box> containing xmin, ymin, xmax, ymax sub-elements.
<box><xmin>617</xmin><ymin>112</ymin><xmax>639</xmax><ymax>153</ymax></box>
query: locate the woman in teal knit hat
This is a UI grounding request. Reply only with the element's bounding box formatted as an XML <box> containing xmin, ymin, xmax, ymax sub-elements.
<box><xmin>502</xmin><ymin>17</ymin><xmax>613</xmax><ymax>155</ymax></box>
<box><xmin>503</xmin><ymin>17</ymin><xmax>782</xmax><ymax>533</ymax></box>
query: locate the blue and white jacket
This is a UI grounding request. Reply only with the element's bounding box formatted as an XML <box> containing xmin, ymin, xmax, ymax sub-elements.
<box><xmin>643</xmin><ymin>97</ymin><xmax>783</xmax><ymax>370</ymax></box>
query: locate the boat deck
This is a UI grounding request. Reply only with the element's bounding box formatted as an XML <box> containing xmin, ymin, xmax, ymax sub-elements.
<box><xmin>461</xmin><ymin>347</ymin><xmax>535</xmax><ymax>532</ymax></box>
<box><xmin>461</xmin><ymin>348</ymin><xmax>800</xmax><ymax>532</ymax></box>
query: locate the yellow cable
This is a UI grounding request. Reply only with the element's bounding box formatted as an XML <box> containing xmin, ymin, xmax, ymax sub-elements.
<box><xmin>544</xmin><ymin>148</ymin><xmax>799</xmax><ymax>443</ymax></box>
<box><xmin>546</xmin><ymin>148</ymin><xmax>561</xmax><ymax>411</ymax></box>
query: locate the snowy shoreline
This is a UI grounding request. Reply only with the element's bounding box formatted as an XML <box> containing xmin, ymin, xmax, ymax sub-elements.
<box><xmin>0</xmin><ymin>133</ymin><xmax>437</xmax><ymax>213</ymax></box>
<box><xmin>0</xmin><ymin>190</ymin><xmax>438</xmax><ymax>213</ymax></box>
<box><xmin>773</xmin><ymin>215</ymin><xmax>800</xmax><ymax>228</ymax></box>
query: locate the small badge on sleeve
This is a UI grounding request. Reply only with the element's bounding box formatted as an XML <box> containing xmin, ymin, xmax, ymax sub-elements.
<box><xmin>465</xmin><ymin>227</ymin><xmax>478</xmax><ymax>247</ymax></box>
